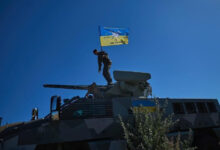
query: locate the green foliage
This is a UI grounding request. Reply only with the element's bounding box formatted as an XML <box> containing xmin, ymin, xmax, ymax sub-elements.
<box><xmin>119</xmin><ymin>102</ymin><xmax>195</xmax><ymax>150</ymax></box>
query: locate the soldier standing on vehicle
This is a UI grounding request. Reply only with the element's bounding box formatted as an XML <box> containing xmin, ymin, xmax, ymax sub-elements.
<box><xmin>93</xmin><ymin>49</ymin><xmax>112</xmax><ymax>85</ymax></box>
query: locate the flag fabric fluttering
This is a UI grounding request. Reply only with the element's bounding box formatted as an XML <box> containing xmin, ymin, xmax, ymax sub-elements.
<box><xmin>99</xmin><ymin>26</ymin><xmax>129</xmax><ymax>47</ymax></box>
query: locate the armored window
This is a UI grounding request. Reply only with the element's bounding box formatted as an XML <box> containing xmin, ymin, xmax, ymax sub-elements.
<box><xmin>184</xmin><ymin>103</ymin><xmax>196</xmax><ymax>114</ymax></box>
<box><xmin>207</xmin><ymin>102</ymin><xmax>217</xmax><ymax>113</ymax></box>
<box><xmin>172</xmin><ymin>103</ymin><xmax>185</xmax><ymax>114</ymax></box>
<box><xmin>196</xmin><ymin>102</ymin><xmax>208</xmax><ymax>113</ymax></box>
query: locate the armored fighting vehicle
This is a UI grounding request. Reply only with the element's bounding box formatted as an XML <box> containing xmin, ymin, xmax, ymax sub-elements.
<box><xmin>0</xmin><ymin>70</ymin><xmax>219</xmax><ymax>150</ymax></box>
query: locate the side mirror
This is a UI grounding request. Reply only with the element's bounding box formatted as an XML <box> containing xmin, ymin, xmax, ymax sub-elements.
<box><xmin>50</xmin><ymin>96</ymin><xmax>61</xmax><ymax>119</ymax></box>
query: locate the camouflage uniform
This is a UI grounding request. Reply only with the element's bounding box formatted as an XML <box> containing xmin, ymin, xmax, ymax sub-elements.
<box><xmin>97</xmin><ymin>51</ymin><xmax>112</xmax><ymax>85</ymax></box>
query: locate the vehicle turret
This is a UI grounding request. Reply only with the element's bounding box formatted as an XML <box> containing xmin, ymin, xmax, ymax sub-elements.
<box><xmin>44</xmin><ymin>70</ymin><xmax>152</xmax><ymax>98</ymax></box>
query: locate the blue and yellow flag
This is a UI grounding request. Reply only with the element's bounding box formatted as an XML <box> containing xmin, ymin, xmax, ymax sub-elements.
<box><xmin>99</xmin><ymin>26</ymin><xmax>129</xmax><ymax>46</ymax></box>
<box><xmin>132</xmin><ymin>100</ymin><xmax>156</xmax><ymax>112</ymax></box>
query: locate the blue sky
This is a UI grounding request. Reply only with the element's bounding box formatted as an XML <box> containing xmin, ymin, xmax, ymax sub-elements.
<box><xmin>0</xmin><ymin>0</ymin><xmax>220</xmax><ymax>124</ymax></box>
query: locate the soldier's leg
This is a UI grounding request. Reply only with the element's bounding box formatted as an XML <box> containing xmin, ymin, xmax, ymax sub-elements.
<box><xmin>103</xmin><ymin>65</ymin><xmax>112</xmax><ymax>84</ymax></box>
<box><xmin>102</xmin><ymin>66</ymin><xmax>108</xmax><ymax>83</ymax></box>
<box><xmin>107</xmin><ymin>65</ymin><xmax>112</xmax><ymax>83</ymax></box>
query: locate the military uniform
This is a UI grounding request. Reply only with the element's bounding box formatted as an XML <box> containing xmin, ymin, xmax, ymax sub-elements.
<box><xmin>97</xmin><ymin>51</ymin><xmax>112</xmax><ymax>85</ymax></box>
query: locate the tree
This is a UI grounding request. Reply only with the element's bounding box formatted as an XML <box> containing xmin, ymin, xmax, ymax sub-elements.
<box><xmin>119</xmin><ymin>101</ymin><xmax>195</xmax><ymax>150</ymax></box>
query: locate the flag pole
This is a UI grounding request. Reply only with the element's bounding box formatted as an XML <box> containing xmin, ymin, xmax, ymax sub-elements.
<box><xmin>98</xmin><ymin>26</ymin><xmax>103</xmax><ymax>51</ymax></box>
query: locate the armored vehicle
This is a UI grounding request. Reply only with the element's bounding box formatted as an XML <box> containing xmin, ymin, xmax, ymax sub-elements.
<box><xmin>0</xmin><ymin>70</ymin><xmax>219</xmax><ymax>150</ymax></box>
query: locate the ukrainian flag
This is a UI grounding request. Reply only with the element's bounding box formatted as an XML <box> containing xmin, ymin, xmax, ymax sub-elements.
<box><xmin>132</xmin><ymin>100</ymin><xmax>156</xmax><ymax>112</ymax></box>
<box><xmin>99</xmin><ymin>26</ymin><xmax>129</xmax><ymax>46</ymax></box>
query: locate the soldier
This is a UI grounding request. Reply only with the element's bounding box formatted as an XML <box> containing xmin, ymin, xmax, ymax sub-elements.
<box><xmin>93</xmin><ymin>49</ymin><xmax>113</xmax><ymax>85</ymax></box>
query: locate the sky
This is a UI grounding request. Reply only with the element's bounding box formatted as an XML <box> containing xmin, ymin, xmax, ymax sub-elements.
<box><xmin>0</xmin><ymin>0</ymin><xmax>220</xmax><ymax>124</ymax></box>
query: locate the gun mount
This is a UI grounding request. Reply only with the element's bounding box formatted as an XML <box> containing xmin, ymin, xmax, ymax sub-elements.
<box><xmin>44</xmin><ymin>70</ymin><xmax>152</xmax><ymax>98</ymax></box>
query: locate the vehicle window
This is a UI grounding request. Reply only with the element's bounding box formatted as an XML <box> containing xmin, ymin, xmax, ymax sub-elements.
<box><xmin>207</xmin><ymin>102</ymin><xmax>217</xmax><ymax>113</ymax></box>
<box><xmin>172</xmin><ymin>103</ymin><xmax>185</xmax><ymax>114</ymax></box>
<box><xmin>196</xmin><ymin>102</ymin><xmax>208</xmax><ymax>113</ymax></box>
<box><xmin>184</xmin><ymin>103</ymin><xmax>196</xmax><ymax>114</ymax></box>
